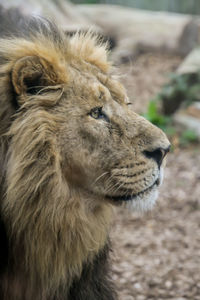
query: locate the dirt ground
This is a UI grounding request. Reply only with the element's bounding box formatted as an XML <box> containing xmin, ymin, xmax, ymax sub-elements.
<box><xmin>111</xmin><ymin>54</ymin><xmax>200</xmax><ymax>300</ymax></box>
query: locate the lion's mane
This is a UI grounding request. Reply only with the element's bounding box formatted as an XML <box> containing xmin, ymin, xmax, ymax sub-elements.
<box><xmin>0</xmin><ymin>18</ymin><xmax>114</xmax><ymax>300</ymax></box>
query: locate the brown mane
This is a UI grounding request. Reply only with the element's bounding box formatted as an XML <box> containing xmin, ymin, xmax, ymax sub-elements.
<box><xmin>0</xmin><ymin>19</ymin><xmax>113</xmax><ymax>299</ymax></box>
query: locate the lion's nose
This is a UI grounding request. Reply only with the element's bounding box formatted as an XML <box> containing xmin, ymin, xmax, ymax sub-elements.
<box><xmin>143</xmin><ymin>146</ymin><xmax>170</xmax><ymax>167</ymax></box>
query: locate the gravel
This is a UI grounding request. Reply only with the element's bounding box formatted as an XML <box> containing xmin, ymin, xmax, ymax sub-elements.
<box><xmin>111</xmin><ymin>54</ymin><xmax>200</xmax><ymax>300</ymax></box>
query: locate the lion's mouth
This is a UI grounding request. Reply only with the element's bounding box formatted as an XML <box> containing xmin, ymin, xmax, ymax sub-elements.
<box><xmin>106</xmin><ymin>178</ymin><xmax>160</xmax><ymax>202</ymax></box>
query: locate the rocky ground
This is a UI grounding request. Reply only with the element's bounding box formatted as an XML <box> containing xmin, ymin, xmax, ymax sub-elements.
<box><xmin>111</xmin><ymin>53</ymin><xmax>200</xmax><ymax>300</ymax></box>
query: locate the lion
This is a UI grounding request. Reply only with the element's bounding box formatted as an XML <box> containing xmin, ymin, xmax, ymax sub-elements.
<box><xmin>0</xmin><ymin>17</ymin><xmax>170</xmax><ymax>300</ymax></box>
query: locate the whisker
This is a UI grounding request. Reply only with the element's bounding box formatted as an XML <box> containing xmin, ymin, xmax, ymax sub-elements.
<box><xmin>104</xmin><ymin>173</ymin><xmax>118</xmax><ymax>193</ymax></box>
<box><xmin>93</xmin><ymin>171</ymin><xmax>109</xmax><ymax>185</ymax></box>
<box><xmin>105</xmin><ymin>177</ymin><xmax>129</xmax><ymax>195</ymax></box>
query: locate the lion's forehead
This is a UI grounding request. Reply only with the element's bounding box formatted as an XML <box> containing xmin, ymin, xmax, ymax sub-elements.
<box><xmin>69</xmin><ymin>64</ymin><xmax>128</xmax><ymax>106</ymax></box>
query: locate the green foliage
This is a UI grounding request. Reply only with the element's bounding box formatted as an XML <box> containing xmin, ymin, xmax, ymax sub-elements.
<box><xmin>86</xmin><ymin>0</ymin><xmax>98</xmax><ymax>3</ymax></box>
<box><xmin>159</xmin><ymin>72</ymin><xmax>200</xmax><ymax>115</ymax></box>
<box><xmin>77</xmin><ymin>0</ymin><xmax>98</xmax><ymax>3</ymax></box>
<box><xmin>180</xmin><ymin>129</ymin><xmax>199</xmax><ymax>146</ymax></box>
<box><xmin>163</xmin><ymin>126</ymin><xmax>176</xmax><ymax>137</ymax></box>
<box><xmin>143</xmin><ymin>70</ymin><xmax>200</xmax><ymax>148</ymax></box>
<box><xmin>143</xmin><ymin>100</ymin><xmax>199</xmax><ymax>148</ymax></box>
<box><xmin>143</xmin><ymin>100</ymin><xmax>170</xmax><ymax>130</ymax></box>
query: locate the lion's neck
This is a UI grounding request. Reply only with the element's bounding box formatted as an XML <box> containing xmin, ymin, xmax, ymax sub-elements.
<box><xmin>3</xmin><ymin>131</ymin><xmax>113</xmax><ymax>298</ymax></box>
<box><xmin>3</xmin><ymin>192</ymin><xmax>113</xmax><ymax>299</ymax></box>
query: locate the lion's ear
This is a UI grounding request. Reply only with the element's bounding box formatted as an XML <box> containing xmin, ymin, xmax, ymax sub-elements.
<box><xmin>12</xmin><ymin>56</ymin><xmax>58</xmax><ymax>98</ymax></box>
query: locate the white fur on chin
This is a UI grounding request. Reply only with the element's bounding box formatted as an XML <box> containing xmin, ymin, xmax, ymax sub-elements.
<box><xmin>125</xmin><ymin>168</ymin><xmax>165</xmax><ymax>212</ymax></box>
<box><xmin>125</xmin><ymin>188</ymin><xmax>159</xmax><ymax>212</ymax></box>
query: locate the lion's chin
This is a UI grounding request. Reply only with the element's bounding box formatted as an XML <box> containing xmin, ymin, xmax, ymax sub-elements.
<box><xmin>107</xmin><ymin>168</ymin><xmax>164</xmax><ymax>212</ymax></box>
<box><xmin>123</xmin><ymin>187</ymin><xmax>159</xmax><ymax>212</ymax></box>
<box><xmin>123</xmin><ymin>168</ymin><xmax>164</xmax><ymax>212</ymax></box>
<box><xmin>107</xmin><ymin>183</ymin><xmax>159</xmax><ymax>212</ymax></box>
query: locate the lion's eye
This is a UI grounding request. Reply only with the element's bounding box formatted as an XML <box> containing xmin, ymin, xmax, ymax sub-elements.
<box><xmin>89</xmin><ymin>106</ymin><xmax>109</xmax><ymax>121</ymax></box>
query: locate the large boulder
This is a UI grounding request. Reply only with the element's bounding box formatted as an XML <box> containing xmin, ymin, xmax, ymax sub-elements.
<box><xmin>177</xmin><ymin>47</ymin><xmax>200</xmax><ymax>74</ymax></box>
<box><xmin>173</xmin><ymin>102</ymin><xmax>200</xmax><ymax>141</ymax></box>
<box><xmin>158</xmin><ymin>47</ymin><xmax>200</xmax><ymax>115</ymax></box>
<box><xmin>77</xmin><ymin>4</ymin><xmax>199</xmax><ymax>63</ymax></box>
<box><xmin>0</xmin><ymin>0</ymin><xmax>96</xmax><ymax>32</ymax></box>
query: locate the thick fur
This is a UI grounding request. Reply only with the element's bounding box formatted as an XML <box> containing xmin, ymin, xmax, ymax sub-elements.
<box><xmin>0</xmin><ymin>14</ymin><xmax>169</xmax><ymax>300</ymax></box>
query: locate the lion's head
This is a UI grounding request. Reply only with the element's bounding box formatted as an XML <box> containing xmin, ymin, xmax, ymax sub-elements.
<box><xmin>0</xmin><ymin>19</ymin><xmax>169</xmax><ymax>297</ymax></box>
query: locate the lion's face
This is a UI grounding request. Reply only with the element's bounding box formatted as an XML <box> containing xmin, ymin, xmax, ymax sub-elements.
<box><xmin>55</xmin><ymin>66</ymin><xmax>170</xmax><ymax>211</ymax></box>
<box><xmin>1</xmin><ymin>29</ymin><xmax>169</xmax><ymax>214</ymax></box>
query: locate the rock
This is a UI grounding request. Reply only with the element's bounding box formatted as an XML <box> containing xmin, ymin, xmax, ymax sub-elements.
<box><xmin>1</xmin><ymin>1</ymin><xmax>119</xmax><ymax>52</ymax></box>
<box><xmin>186</xmin><ymin>102</ymin><xmax>200</xmax><ymax>118</ymax></box>
<box><xmin>133</xmin><ymin>283</ymin><xmax>142</xmax><ymax>290</ymax></box>
<box><xmin>77</xmin><ymin>4</ymin><xmax>199</xmax><ymax>63</ymax></box>
<box><xmin>0</xmin><ymin>0</ymin><xmax>98</xmax><ymax>32</ymax></box>
<box><xmin>165</xmin><ymin>280</ymin><xmax>173</xmax><ymax>288</ymax></box>
<box><xmin>161</xmin><ymin>45</ymin><xmax>200</xmax><ymax>115</ymax></box>
<box><xmin>177</xmin><ymin>46</ymin><xmax>200</xmax><ymax>74</ymax></box>
<box><xmin>159</xmin><ymin>68</ymin><xmax>200</xmax><ymax>115</ymax></box>
<box><xmin>173</xmin><ymin>102</ymin><xmax>200</xmax><ymax>141</ymax></box>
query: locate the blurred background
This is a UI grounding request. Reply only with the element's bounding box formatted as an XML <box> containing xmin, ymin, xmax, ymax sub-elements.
<box><xmin>72</xmin><ymin>0</ymin><xmax>200</xmax><ymax>15</ymax></box>
<box><xmin>0</xmin><ymin>0</ymin><xmax>200</xmax><ymax>299</ymax></box>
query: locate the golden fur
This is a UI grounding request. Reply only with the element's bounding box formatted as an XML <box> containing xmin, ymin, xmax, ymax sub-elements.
<box><xmin>0</xmin><ymin>20</ymin><xmax>169</xmax><ymax>299</ymax></box>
